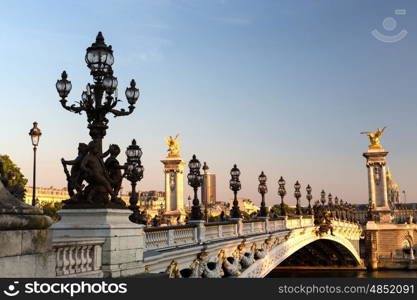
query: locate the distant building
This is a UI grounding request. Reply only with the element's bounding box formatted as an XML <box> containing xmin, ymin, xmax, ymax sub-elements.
<box><xmin>24</xmin><ymin>186</ymin><xmax>167</xmax><ymax>215</ymax></box>
<box><xmin>25</xmin><ymin>185</ymin><xmax>135</xmax><ymax>206</ymax></box>
<box><xmin>201</xmin><ymin>162</ymin><xmax>216</xmax><ymax>206</ymax></box>
<box><xmin>354</xmin><ymin>203</ymin><xmax>417</xmax><ymax>225</ymax></box>
<box><xmin>24</xmin><ymin>186</ymin><xmax>69</xmax><ymax>205</ymax></box>
<box><xmin>139</xmin><ymin>190</ymin><xmax>165</xmax><ymax>210</ymax></box>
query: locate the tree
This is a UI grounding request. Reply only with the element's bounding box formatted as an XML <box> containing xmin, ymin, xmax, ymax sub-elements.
<box><xmin>269</xmin><ymin>204</ymin><xmax>295</xmax><ymax>217</ymax></box>
<box><xmin>241</xmin><ymin>211</ymin><xmax>251</xmax><ymax>220</ymax></box>
<box><xmin>38</xmin><ymin>201</ymin><xmax>62</xmax><ymax>222</ymax></box>
<box><xmin>0</xmin><ymin>154</ymin><xmax>28</xmax><ymax>200</ymax></box>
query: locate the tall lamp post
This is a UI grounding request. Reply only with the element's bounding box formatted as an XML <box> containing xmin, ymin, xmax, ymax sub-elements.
<box><xmin>29</xmin><ymin>122</ymin><xmax>42</xmax><ymax>206</ymax></box>
<box><xmin>334</xmin><ymin>196</ymin><xmax>339</xmax><ymax>219</ymax></box>
<box><xmin>328</xmin><ymin>193</ymin><xmax>334</xmax><ymax>218</ymax></box>
<box><xmin>306</xmin><ymin>184</ymin><xmax>313</xmax><ymax>215</ymax></box>
<box><xmin>187</xmin><ymin>155</ymin><xmax>203</xmax><ymax>220</ymax></box>
<box><xmin>230</xmin><ymin>164</ymin><xmax>242</xmax><ymax>219</ymax></box>
<box><xmin>294</xmin><ymin>180</ymin><xmax>302</xmax><ymax>215</ymax></box>
<box><xmin>124</xmin><ymin>139</ymin><xmax>144</xmax><ymax>224</ymax></box>
<box><xmin>56</xmin><ymin>32</ymin><xmax>140</xmax><ymax>209</ymax></box>
<box><xmin>320</xmin><ymin>190</ymin><xmax>326</xmax><ymax>206</ymax></box>
<box><xmin>278</xmin><ymin>176</ymin><xmax>287</xmax><ymax>216</ymax></box>
<box><xmin>258</xmin><ymin>171</ymin><xmax>268</xmax><ymax>217</ymax></box>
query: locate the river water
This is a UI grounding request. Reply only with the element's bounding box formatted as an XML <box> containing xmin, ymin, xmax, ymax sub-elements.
<box><xmin>266</xmin><ymin>269</ymin><xmax>417</xmax><ymax>278</ymax></box>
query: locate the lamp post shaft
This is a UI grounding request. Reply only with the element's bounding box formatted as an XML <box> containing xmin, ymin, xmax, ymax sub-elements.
<box><xmin>280</xmin><ymin>196</ymin><xmax>286</xmax><ymax>216</ymax></box>
<box><xmin>259</xmin><ymin>193</ymin><xmax>267</xmax><ymax>217</ymax></box>
<box><xmin>32</xmin><ymin>146</ymin><xmax>37</xmax><ymax>206</ymax></box>
<box><xmin>296</xmin><ymin>197</ymin><xmax>301</xmax><ymax>215</ymax></box>
<box><xmin>129</xmin><ymin>181</ymin><xmax>138</xmax><ymax>210</ymax></box>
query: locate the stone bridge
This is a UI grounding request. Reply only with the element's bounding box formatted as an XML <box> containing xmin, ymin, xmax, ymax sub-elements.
<box><xmin>142</xmin><ymin>216</ymin><xmax>363</xmax><ymax>278</ymax></box>
<box><xmin>3</xmin><ymin>208</ymin><xmax>362</xmax><ymax>278</ymax></box>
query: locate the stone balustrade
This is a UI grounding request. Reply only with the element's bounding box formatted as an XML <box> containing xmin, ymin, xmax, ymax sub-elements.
<box><xmin>144</xmin><ymin>216</ymin><xmax>315</xmax><ymax>251</ymax></box>
<box><xmin>204</xmin><ymin>221</ymin><xmax>237</xmax><ymax>241</ymax></box>
<box><xmin>53</xmin><ymin>238</ymin><xmax>104</xmax><ymax>278</ymax></box>
<box><xmin>286</xmin><ymin>216</ymin><xmax>304</xmax><ymax>229</ymax></box>
<box><xmin>144</xmin><ymin>224</ymin><xmax>197</xmax><ymax>250</ymax></box>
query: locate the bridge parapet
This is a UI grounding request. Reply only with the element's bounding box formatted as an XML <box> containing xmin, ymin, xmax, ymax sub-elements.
<box><xmin>204</xmin><ymin>221</ymin><xmax>237</xmax><ymax>241</ymax></box>
<box><xmin>143</xmin><ymin>218</ymin><xmax>363</xmax><ymax>278</ymax></box>
<box><xmin>144</xmin><ymin>216</ymin><xmax>315</xmax><ymax>251</ymax></box>
<box><xmin>144</xmin><ymin>224</ymin><xmax>198</xmax><ymax>250</ymax></box>
<box><xmin>53</xmin><ymin>238</ymin><xmax>104</xmax><ymax>278</ymax></box>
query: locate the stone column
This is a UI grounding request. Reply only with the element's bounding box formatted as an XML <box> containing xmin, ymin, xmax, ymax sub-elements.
<box><xmin>363</xmin><ymin>149</ymin><xmax>391</xmax><ymax>223</ymax></box>
<box><xmin>161</xmin><ymin>157</ymin><xmax>186</xmax><ymax>224</ymax></box>
<box><xmin>51</xmin><ymin>209</ymin><xmax>145</xmax><ymax>278</ymax></box>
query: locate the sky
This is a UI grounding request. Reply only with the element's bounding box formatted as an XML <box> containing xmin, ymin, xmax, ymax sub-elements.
<box><xmin>0</xmin><ymin>0</ymin><xmax>416</xmax><ymax>208</ymax></box>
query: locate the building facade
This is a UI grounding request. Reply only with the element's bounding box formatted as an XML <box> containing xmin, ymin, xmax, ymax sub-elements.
<box><xmin>139</xmin><ymin>190</ymin><xmax>165</xmax><ymax>210</ymax></box>
<box><xmin>201</xmin><ymin>162</ymin><xmax>216</xmax><ymax>206</ymax></box>
<box><xmin>24</xmin><ymin>186</ymin><xmax>69</xmax><ymax>205</ymax></box>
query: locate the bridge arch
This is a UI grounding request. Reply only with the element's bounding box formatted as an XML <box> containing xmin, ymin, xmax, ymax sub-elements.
<box><xmin>240</xmin><ymin>231</ymin><xmax>362</xmax><ymax>278</ymax></box>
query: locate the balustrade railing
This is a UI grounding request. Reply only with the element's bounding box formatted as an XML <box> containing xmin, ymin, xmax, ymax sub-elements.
<box><xmin>204</xmin><ymin>221</ymin><xmax>236</xmax><ymax>241</ymax></box>
<box><xmin>268</xmin><ymin>218</ymin><xmax>286</xmax><ymax>231</ymax></box>
<box><xmin>143</xmin><ymin>215</ymin><xmax>357</xmax><ymax>251</ymax></box>
<box><xmin>144</xmin><ymin>224</ymin><xmax>197</xmax><ymax>250</ymax></box>
<box><xmin>53</xmin><ymin>239</ymin><xmax>104</xmax><ymax>277</ymax></box>
<box><xmin>221</xmin><ymin>222</ymin><xmax>239</xmax><ymax>238</ymax></box>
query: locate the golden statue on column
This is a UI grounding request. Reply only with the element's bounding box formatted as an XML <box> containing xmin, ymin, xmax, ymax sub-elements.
<box><xmin>165</xmin><ymin>134</ymin><xmax>181</xmax><ymax>158</ymax></box>
<box><xmin>361</xmin><ymin>127</ymin><xmax>386</xmax><ymax>150</ymax></box>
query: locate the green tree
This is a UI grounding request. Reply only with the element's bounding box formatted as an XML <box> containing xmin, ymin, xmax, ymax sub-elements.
<box><xmin>269</xmin><ymin>204</ymin><xmax>295</xmax><ymax>217</ymax></box>
<box><xmin>241</xmin><ymin>211</ymin><xmax>251</xmax><ymax>220</ymax></box>
<box><xmin>39</xmin><ymin>201</ymin><xmax>62</xmax><ymax>222</ymax></box>
<box><xmin>0</xmin><ymin>154</ymin><xmax>28</xmax><ymax>200</ymax></box>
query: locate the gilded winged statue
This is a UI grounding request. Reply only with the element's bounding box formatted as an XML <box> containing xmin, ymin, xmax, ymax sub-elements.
<box><xmin>165</xmin><ymin>134</ymin><xmax>180</xmax><ymax>157</ymax></box>
<box><xmin>360</xmin><ymin>127</ymin><xmax>386</xmax><ymax>150</ymax></box>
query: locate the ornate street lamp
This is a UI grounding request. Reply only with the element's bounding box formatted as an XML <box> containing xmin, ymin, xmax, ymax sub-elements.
<box><xmin>320</xmin><ymin>190</ymin><xmax>326</xmax><ymax>206</ymax></box>
<box><xmin>56</xmin><ymin>32</ymin><xmax>139</xmax><ymax>154</ymax></box>
<box><xmin>294</xmin><ymin>180</ymin><xmax>302</xmax><ymax>215</ymax></box>
<box><xmin>124</xmin><ymin>139</ymin><xmax>145</xmax><ymax>224</ymax></box>
<box><xmin>229</xmin><ymin>164</ymin><xmax>242</xmax><ymax>218</ymax></box>
<box><xmin>328</xmin><ymin>193</ymin><xmax>333</xmax><ymax>205</ymax></box>
<box><xmin>328</xmin><ymin>193</ymin><xmax>334</xmax><ymax>218</ymax></box>
<box><xmin>187</xmin><ymin>155</ymin><xmax>203</xmax><ymax>220</ymax></box>
<box><xmin>29</xmin><ymin>122</ymin><xmax>42</xmax><ymax>206</ymax></box>
<box><xmin>306</xmin><ymin>184</ymin><xmax>313</xmax><ymax>215</ymax></box>
<box><xmin>347</xmin><ymin>203</ymin><xmax>353</xmax><ymax>222</ymax></box>
<box><xmin>56</xmin><ymin>32</ymin><xmax>140</xmax><ymax>209</ymax></box>
<box><xmin>334</xmin><ymin>196</ymin><xmax>339</xmax><ymax>219</ymax></box>
<box><xmin>278</xmin><ymin>176</ymin><xmax>287</xmax><ymax>216</ymax></box>
<box><xmin>339</xmin><ymin>199</ymin><xmax>345</xmax><ymax>220</ymax></box>
<box><xmin>258</xmin><ymin>171</ymin><xmax>268</xmax><ymax>217</ymax></box>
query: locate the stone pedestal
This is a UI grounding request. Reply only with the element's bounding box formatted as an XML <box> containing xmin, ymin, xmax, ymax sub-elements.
<box><xmin>161</xmin><ymin>157</ymin><xmax>187</xmax><ymax>224</ymax></box>
<box><xmin>0</xmin><ymin>181</ymin><xmax>54</xmax><ymax>277</ymax></box>
<box><xmin>365</xmin><ymin>221</ymin><xmax>417</xmax><ymax>270</ymax></box>
<box><xmin>51</xmin><ymin>209</ymin><xmax>145</xmax><ymax>278</ymax></box>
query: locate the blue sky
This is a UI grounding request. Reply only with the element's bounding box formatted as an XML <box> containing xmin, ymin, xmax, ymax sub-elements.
<box><xmin>0</xmin><ymin>0</ymin><xmax>416</xmax><ymax>206</ymax></box>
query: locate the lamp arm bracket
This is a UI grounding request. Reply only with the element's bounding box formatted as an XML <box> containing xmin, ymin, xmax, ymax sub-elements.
<box><xmin>110</xmin><ymin>106</ymin><xmax>134</xmax><ymax>117</ymax></box>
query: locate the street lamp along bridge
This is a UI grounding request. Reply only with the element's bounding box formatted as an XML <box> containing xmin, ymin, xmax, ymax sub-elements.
<box><xmin>56</xmin><ymin>32</ymin><xmax>142</xmax><ymax>212</ymax></box>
